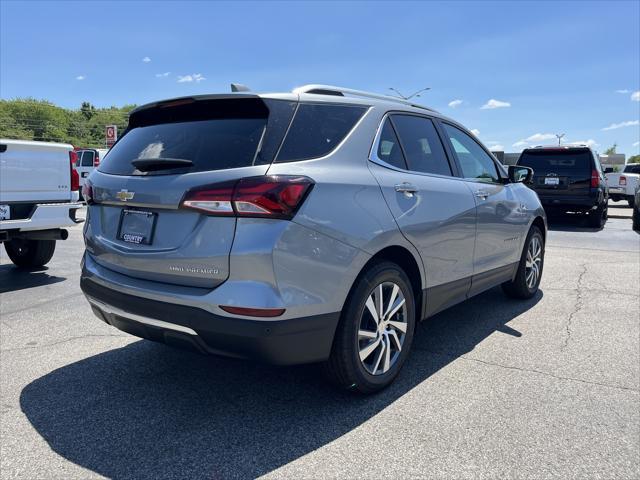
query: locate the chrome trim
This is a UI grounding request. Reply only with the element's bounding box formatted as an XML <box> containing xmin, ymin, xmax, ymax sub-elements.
<box><xmin>85</xmin><ymin>295</ymin><xmax>198</xmax><ymax>336</ymax></box>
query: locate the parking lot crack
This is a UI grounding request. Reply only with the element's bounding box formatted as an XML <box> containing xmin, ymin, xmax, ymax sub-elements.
<box><xmin>417</xmin><ymin>348</ymin><xmax>640</xmax><ymax>393</ymax></box>
<box><xmin>561</xmin><ymin>262</ymin><xmax>588</xmax><ymax>351</ymax></box>
<box><xmin>1</xmin><ymin>334</ymin><xmax>128</xmax><ymax>353</ymax></box>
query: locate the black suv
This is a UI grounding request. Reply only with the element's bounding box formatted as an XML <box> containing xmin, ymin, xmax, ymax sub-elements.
<box><xmin>517</xmin><ymin>146</ymin><xmax>608</xmax><ymax>228</ymax></box>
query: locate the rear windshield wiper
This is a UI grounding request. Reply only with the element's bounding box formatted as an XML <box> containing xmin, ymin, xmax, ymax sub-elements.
<box><xmin>131</xmin><ymin>158</ymin><xmax>193</xmax><ymax>172</ymax></box>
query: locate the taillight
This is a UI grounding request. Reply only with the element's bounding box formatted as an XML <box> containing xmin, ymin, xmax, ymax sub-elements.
<box><xmin>69</xmin><ymin>151</ymin><xmax>80</xmax><ymax>192</ymax></box>
<box><xmin>590</xmin><ymin>169</ymin><xmax>599</xmax><ymax>188</ymax></box>
<box><xmin>181</xmin><ymin>175</ymin><xmax>314</xmax><ymax>219</ymax></box>
<box><xmin>82</xmin><ymin>180</ymin><xmax>93</xmax><ymax>204</ymax></box>
<box><xmin>619</xmin><ymin>176</ymin><xmax>627</xmax><ymax>186</ymax></box>
<box><xmin>94</xmin><ymin>154</ymin><xmax>100</xmax><ymax>167</ymax></box>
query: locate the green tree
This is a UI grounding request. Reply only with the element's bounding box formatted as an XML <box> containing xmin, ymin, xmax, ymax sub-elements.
<box><xmin>604</xmin><ymin>143</ymin><xmax>617</xmax><ymax>155</ymax></box>
<box><xmin>628</xmin><ymin>154</ymin><xmax>640</xmax><ymax>164</ymax></box>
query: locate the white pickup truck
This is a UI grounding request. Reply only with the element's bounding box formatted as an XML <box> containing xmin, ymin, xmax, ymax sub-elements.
<box><xmin>0</xmin><ymin>139</ymin><xmax>83</xmax><ymax>267</ymax></box>
<box><xmin>606</xmin><ymin>163</ymin><xmax>640</xmax><ymax>207</ymax></box>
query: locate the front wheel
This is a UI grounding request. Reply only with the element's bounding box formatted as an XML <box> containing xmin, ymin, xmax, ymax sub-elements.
<box><xmin>4</xmin><ymin>239</ymin><xmax>56</xmax><ymax>268</ymax></box>
<box><xmin>323</xmin><ymin>261</ymin><xmax>416</xmax><ymax>394</ymax></box>
<box><xmin>587</xmin><ymin>205</ymin><xmax>607</xmax><ymax>229</ymax></box>
<box><xmin>502</xmin><ymin>226</ymin><xmax>544</xmax><ymax>299</ymax></box>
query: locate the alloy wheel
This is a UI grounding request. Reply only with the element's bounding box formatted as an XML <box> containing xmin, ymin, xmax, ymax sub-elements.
<box><xmin>357</xmin><ymin>281</ymin><xmax>408</xmax><ymax>376</ymax></box>
<box><xmin>525</xmin><ymin>236</ymin><xmax>542</xmax><ymax>289</ymax></box>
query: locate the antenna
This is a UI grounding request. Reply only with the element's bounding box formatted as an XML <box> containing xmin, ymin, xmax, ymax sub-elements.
<box><xmin>555</xmin><ymin>133</ymin><xmax>565</xmax><ymax>146</ymax></box>
<box><xmin>388</xmin><ymin>87</ymin><xmax>431</xmax><ymax>100</ymax></box>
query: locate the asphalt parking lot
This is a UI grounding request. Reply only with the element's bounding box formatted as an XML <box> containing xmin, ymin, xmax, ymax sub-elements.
<box><xmin>1</xmin><ymin>203</ymin><xmax>638</xmax><ymax>479</ymax></box>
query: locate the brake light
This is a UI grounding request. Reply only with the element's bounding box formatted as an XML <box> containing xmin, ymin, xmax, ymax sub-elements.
<box><xmin>619</xmin><ymin>176</ymin><xmax>627</xmax><ymax>186</ymax></box>
<box><xmin>94</xmin><ymin>153</ymin><xmax>100</xmax><ymax>167</ymax></box>
<box><xmin>590</xmin><ymin>169</ymin><xmax>599</xmax><ymax>188</ymax></box>
<box><xmin>69</xmin><ymin>151</ymin><xmax>80</xmax><ymax>191</ymax></box>
<box><xmin>181</xmin><ymin>176</ymin><xmax>314</xmax><ymax>219</ymax></box>
<box><xmin>82</xmin><ymin>180</ymin><xmax>93</xmax><ymax>204</ymax></box>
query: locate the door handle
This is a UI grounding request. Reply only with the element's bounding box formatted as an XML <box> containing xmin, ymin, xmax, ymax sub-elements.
<box><xmin>395</xmin><ymin>183</ymin><xmax>418</xmax><ymax>196</ymax></box>
<box><xmin>475</xmin><ymin>190</ymin><xmax>490</xmax><ymax>200</ymax></box>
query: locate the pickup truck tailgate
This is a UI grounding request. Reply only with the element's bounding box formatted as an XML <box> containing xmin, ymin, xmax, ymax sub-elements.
<box><xmin>0</xmin><ymin>139</ymin><xmax>73</xmax><ymax>203</ymax></box>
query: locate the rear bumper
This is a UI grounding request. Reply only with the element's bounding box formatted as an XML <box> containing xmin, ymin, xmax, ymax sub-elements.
<box><xmin>537</xmin><ymin>194</ymin><xmax>600</xmax><ymax>211</ymax></box>
<box><xmin>80</xmin><ymin>276</ymin><xmax>340</xmax><ymax>366</ymax></box>
<box><xmin>0</xmin><ymin>202</ymin><xmax>83</xmax><ymax>232</ymax></box>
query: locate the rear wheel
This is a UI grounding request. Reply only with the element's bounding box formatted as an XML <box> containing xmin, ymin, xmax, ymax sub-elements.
<box><xmin>502</xmin><ymin>226</ymin><xmax>544</xmax><ymax>299</ymax></box>
<box><xmin>324</xmin><ymin>261</ymin><xmax>416</xmax><ymax>394</ymax></box>
<box><xmin>587</xmin><ymin>204</ymin><xmax>607</xmax><ymax>228</ymax></box>
<box><xmin>4</xmin><ymin>239</ymin><xmax>56</xmax><ymax>268</ymax></box>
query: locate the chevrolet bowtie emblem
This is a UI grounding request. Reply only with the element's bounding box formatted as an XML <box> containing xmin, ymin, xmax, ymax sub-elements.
<box><xmin>116</xmin><ymin>189</ymin><xmax>135</xmax><ymax>201</ymax></box>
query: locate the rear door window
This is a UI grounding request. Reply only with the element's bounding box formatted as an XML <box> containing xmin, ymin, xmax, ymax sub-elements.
<box><xmin>390</xmin><ymin>115</ymin><xmax>452</xmax><ymax>176</ymax></box>
<box><xmin>276</xmin><ymin>103</ymin><xmax>367</xmax><ymax>162</ymax></box>
<box><xmin>518</xmin><ymin>150</ymin><xmax>592</xmax><ymax>176</ymax></box>
<box><xmin>81</xmin><ymin>151</ymin><xmax>95</xmax><ymax>167</ymax></box>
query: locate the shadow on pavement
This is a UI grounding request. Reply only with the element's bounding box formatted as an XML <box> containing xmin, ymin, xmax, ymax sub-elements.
<box><xmin>20</xmin><ymin>287</ymin><xmax>542</xmax><ymax>479</ymax></box>
<box><xmin>0</xmin><ymin>264</ymin><xmax>66</xmax><ymax>294</ymax></box>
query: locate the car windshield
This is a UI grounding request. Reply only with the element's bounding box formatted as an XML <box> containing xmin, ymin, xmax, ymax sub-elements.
<box><xmin>518</xmin><ymin>149</ymin><xmax>592</xmax><ymax>176</ymax></box>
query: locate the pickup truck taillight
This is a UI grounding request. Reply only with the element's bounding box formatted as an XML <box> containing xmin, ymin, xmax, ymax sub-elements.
<box><xmin>619</xmin><ymin>176</ymin><xmax>627</xmax><ymax>186</ymax></box>
<box><xmin>69</xmin><ymin>151</ymin><xmax>80</xmax><ymax>191</ymax></box>
<box><xmin>94</xmin><ymin>154</ymin><xmax>100</xmax><ymax>167</ymax></box>
<box><xmin>181</xmin><ymin>175</ymin><xmax>314</xmax><ymax>220</ymax></box>
<box><xmin>590</xmin><ymin>169</ymin><xmax>599</xmax><ymax>188</ymax></box>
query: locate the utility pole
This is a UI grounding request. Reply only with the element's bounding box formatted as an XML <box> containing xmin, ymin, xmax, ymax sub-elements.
<box><xmin>388</xmin><ymin>87</ymin><xmax>431</xmax><ymax>100</ymax></box>
<box><xmin>555</xmin><ymin>133</ymin><xmax>565</xmax><ymax>146</ymax></box>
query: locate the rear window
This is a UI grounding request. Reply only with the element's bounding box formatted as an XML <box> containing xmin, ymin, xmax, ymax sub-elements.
<box><xmin>99</xmin><ymin>98</ymin><xmax>295</xmax><ymax>176</ymax></box>
<box><xmin>518</xmin><ymin>149</ymin><xmax>592</xmax><ymax>175</ymax></box>
<box><xmin>276</xmin><ymin>103</ymin><xmax>367</xmax><ymax>162</ymax></box>
<box><xmin>623</xmin><ymin>164</ymin><xmax>640</xmax><ymax>174</ymax></box>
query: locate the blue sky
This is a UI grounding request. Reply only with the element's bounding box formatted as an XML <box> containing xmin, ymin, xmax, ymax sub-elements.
<box><xmin>1</xmin><ymin>1</ymin><xmax>639</xmax><ymax>154</ymax></box>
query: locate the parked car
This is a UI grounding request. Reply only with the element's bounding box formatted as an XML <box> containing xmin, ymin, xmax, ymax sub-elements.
<box><xmin>517</xmin><ymin>145</ymin><xmax>608</xmax><ymax>228</ymax></box>
<box><xmin>0</xmin><ymin>139</ymin><xmax>83</xmax><ymax>267</ymax></box>
<box><xmin>606</xmin><ymin>163</ymin><xmax>640</xmax><ymax>207</ymax></box>
<box><xmin>633</xmin><ymin>183</ymin><xmax>640</xmax><ymax>231</ymax></box>
<box><xmin>75</xmin><ymin>148</ymin><xmax>109</xmax><ymax>193</ymax></box>
<box><xmin>80</xmin><ymin>85</ymin><xmax>546</xmax><ymax>393</ymax></box>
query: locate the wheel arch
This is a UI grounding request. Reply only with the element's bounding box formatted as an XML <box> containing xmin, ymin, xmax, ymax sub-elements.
<box><xmin>531</xmin><ymin>215</ymin><xmax>546</xmax><ymax>242</ymax></box>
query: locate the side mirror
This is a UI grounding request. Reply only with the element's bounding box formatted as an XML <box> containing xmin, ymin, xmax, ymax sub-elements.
<box><xmin>508</xmin><ymin>165</ymin><xmax>533</xmax><ymax>184</ymax></box>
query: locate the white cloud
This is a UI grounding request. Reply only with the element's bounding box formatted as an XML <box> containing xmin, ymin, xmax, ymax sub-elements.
<box><xmin>481</xmin><ymin>99</ymin><xmax>511</xmax><ymax>109</ymax></box>
<box><xmin>177</xmin><ymin>73</ymin><xmax>206</xmax><ymax>83</ymax></box>
<box><xmin>633</xmin><ymin>141</ymin><xmax>639</xmax><ymax>147</ymax></box>
<box><xmin>75</xmin><ymin>75</ymin><xmax>85</xmax><ymax>81</ymax></box>
<box><xmin>616</xmin><ymin>89</ymin><xmax>630</xmax><ymax>94</ymax></box>
<box><xmin>565</xmin><ymin>139</ymin><xmax>599</xmax><ymax>148</ymax></box>
<box><xmin>142</xmin><ymin>56</ymin><xmax>151</xmax><ymax>63</ymax></box>
<box><xmin>448</xmin><ymin>99</ymin><xmax>463</xmax><ymax>108</ymax></box>
<box><xmin>155</xmin><ymin>72</ymin><xmax>171</xmax><ymax>78</ymax></box>
<box><xmin>470</xmin><ymin>129</ymin><xmax>480</xmax><ymax>137</ymax></box>
<box><xmin>525</xmin><ymin>133</ymin><xmax>555</xmax><ymax>142</ymax></box>
<box><xmin>632</xmin><ymin>91</ymin><xmax>640</xmax><ymax>102</ymax></box>
<box><xmin>602</xmin><ymin>120</ymin><xmax>639</xmax><ymax>131</ymax></box>
<box><xmin>489</xmin><ymin>144</ymin><xmax>505</xmax><ymax>151</ymax></box>
<box><xmin>512</xmin><ymin>140</ymin><xmax>528</xmax><ymax>147</ymax></box>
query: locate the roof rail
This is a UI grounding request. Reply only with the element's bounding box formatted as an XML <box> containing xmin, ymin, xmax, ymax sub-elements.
<box><xmin>292</xmin><ymin>84</ymin><xmax>438</xmax><ymax>112</ymax></box>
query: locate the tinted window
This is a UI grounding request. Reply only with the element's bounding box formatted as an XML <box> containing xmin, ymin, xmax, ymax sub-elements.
<box><xmin>442</xmin><ymin>123</ymin><xmax>499</xmax><ymax>183</ymax></box>
<box><xmin>376</xmin><ymin>119</ymin><xmax>407</xmax><ymax>169</ymax></box>
<box><xmin>81</xmin><ymin>150</ymin><xmax>94</xmax><ymax>167</ymax></box>
<box><xmin>99</xmin><ymin>98</ymin><xmax>295</xmax><ymax>176</ymax></box>
<box><xmin>519</xmin><ymin>149</ymin><xmax>592</xmax><ymax>176</ymax></box>
<box><xmin>623</xmin><ymin>164</ymin><xmax>640</xmax><ymax>174</ymax></box>
<box><xmin>276</xmin><ymin>104</ymin><xmax>367</xmax><ymax>162</ymax></box>
<box><xmin>391</xmin><ymin>115</ymin><xmax>451</xmax><ymax>176</ymax></box>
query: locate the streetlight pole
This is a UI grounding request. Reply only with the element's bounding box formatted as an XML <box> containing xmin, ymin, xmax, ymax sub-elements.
<box><xmin>555</xmin><ymin>133</ymin><xmax>565</xmax><ymax>146</ymax></box>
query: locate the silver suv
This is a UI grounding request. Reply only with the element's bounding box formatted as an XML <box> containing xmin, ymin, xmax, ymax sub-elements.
<box><xmin>81</xmin><ymin>85</ymin><xmax>546</xmax><ymax>393</ymax></box>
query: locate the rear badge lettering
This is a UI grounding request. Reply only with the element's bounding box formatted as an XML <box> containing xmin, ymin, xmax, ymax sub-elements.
<box><xmin>169</xmin><ymin>265</ymin><xmax>219</xmax><ymax>275</ymax></box>
<box><xmin>122</xmin><ymin>233</ymin><xmax>145</xmax><ymax>244</ymax></box>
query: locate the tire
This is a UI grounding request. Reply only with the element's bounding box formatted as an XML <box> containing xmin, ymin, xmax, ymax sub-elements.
<box><xmin>587</xmin><ymin>204</ymin><xmax>607</xmax><ymax>229</ymax></box>
<box><xmin>502</xmin><ymin>226</ymin><xmax>544</xmax><ymax>299</ymax></box>
<box><xmin>633</xmin><ymin>208</ymin><xmax>640</xmax><ymax>231</ymax></box>
<box><xmin>323</xmin><ymin>261</ymin><xmax>416</xmax><ymax>394</ymax></box>
<box><xmin>4</xmin><ymin>239</ymin><xmax>56</xmax><ymax>268</ymax></box>
<box><xmin>628</xmin><ymin>197</ymin><xmax>635</xmax><ymax>208</ymax></box>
